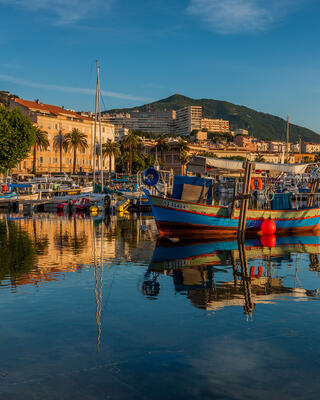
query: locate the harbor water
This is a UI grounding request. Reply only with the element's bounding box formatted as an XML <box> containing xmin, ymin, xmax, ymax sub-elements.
<box><xmin>1</xmin><ymin>213</ymin><xmax>320</xmax><ymax>399</ymax></box>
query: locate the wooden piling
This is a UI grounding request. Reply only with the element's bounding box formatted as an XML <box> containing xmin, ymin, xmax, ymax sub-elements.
<box><xmin>237</xmin><ymin>161</ymin><xmax>253</xmax><ymax>240</ymax></box>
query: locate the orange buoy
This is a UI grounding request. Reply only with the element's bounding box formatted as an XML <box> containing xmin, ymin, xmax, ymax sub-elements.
<box><xmin>258</xmin><ymin>266</ymin><xmax>263</xmax><ymax>277</ymax></box>
<box><xmin>261</xmin><ymin>218</ymin><xmax>276</xmax><ymax>235</ymax></box>
<box><xmin>250</xmin><ymin>266</ymin><xmax>255</xmax><ymax>276</ymax></box>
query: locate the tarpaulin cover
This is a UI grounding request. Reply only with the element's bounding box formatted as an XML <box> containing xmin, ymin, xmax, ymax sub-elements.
<box><xmin>188</xmin><ymin>156</ymin><xmax>311</xmax><ymax>174</ymax></box>
<box><xmin>8</xmin><ymin>183</ymin><xmax>31</xmax><ymax>189</ymax></box>
<box><xmin>172</xmin><ymin>175</ymin><xmax>213</xmax><ymax>204</ymax></box>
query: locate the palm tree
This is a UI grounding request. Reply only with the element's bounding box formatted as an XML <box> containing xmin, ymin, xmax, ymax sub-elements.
<box><xmin>102</xmin><ymin>139</ymin><xmax>120</xmax><ymax>176</ymax></box>
<box><xmin>63</xmin><ymin>128</ymin><xmax>88</xmax><ymax>174</ymax></box>
<box><xmin>177</xmin><ymin>139</ymin><xmax>190</xmax><ymax>174</ymax></box>
<box><xmin>32</xmin><ymin>127</ymin><xmax>49</xmax><ymax>175</ymax></box>
<box><xmin>54</xmin><ymin>129</ymin><xmax>65</xmax><ymax>173</ymax></box>
<box><xmin>156</xmin><ymin>134</ymin><xmax>170</xmax><ymax>163</ymax></box>
<box><xmin>120</xmin><ymin>131</ymin><xmax>141</xmax><ymax>175</ymax></box>
<box><xmin>255</xmin><ymin>153</ymin><xmax>265</xmax><ymax>162</ymax></box>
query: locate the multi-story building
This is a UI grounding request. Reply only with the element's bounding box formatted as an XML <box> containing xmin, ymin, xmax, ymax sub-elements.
<box><xmin>301</xmin><ymin>142</ymin><xmax>320</xmax><ymax>154</ymax></box>
<box><xmin>10</xmin><ymin>98</ymin><xmax>116</xmax><ymax>175</ymax></box>
<box><xmin>234</xmin><ymin>129</ymin><xmax>248</xmax><ymax>136</ymax></box>
<box><xmin>201</xmin><ymin>118</ymin><xmax>229</xmax><ymax>133</ymax></box>
<box><xmin>175</xmin><ymin>106</ymin><xmax>202</xmax><ymax>136</ymax></box>
<box><xmin>268</xmin><ymin>141</ymin><xmax>285</xmax><ymax>153</ymax></box>
<box><xmin>103</xmin><ymin>110</ymin><xmax>176</xmax><ymax>136</ymax></box>
<box><xmin>234</xmin><ymin>135</ymin><xmax>257</xmax><ymax>152</ymax></box>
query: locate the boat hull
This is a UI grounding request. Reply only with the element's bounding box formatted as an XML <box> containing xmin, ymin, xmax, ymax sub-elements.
<box><xmin>149</xmin><ymin>195</ymin><xmax>320</xmax><ymax>239</ymax></box>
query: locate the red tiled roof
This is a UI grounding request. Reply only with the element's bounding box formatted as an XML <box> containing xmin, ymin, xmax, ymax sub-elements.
<box><xmin>13</xmin><ymin>98</ymin><xmax>93</xmax><ymax>121</ymax></box>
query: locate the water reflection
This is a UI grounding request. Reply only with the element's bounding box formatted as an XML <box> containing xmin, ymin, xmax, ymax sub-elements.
<box><xmin>1</xmin><ymin>215</ymin><xmax>320</xmax><ymax>399</ymax></box>
<box><xmin>0</xmin><ymin>213</ymin><xmax>157</xmax><ymax>290</ymax></box>
<box><xmin>0</xmin><ymin>219</ymin><xmax>37</xmax><ymax>287</ymax></box>
<box><xmin>146</xmin><ymin>236</ymin><xmax>320</xmax><ymax>315</ymax></box>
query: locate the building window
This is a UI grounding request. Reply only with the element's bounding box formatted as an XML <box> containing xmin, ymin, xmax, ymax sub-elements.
<box><xmin>40</xmin><ymin>156</ymin><xmax>44</xmax><ymax>164</ymax></box>
<box><xmin>54</xmin><ymin>158</ymin><xmax>58</xmax><ymax>164</ymax></box>
<box><xmin>48</xmin><ymin>123</ymin><xmax>51</xmax><ymax>129</ymax></box>
<box><xmin>48</xmin><ymin>157</ymin><xmax>51</xmax><ymax>164</ymax></box>
<box><xmin>40</xmin><ymin>122</ymin><xmax>43</xmax><ymax>128</ymax></box>
<box><xmin>69</xmin><ymin>159</ymin><xmax>72</xmax><ymax>165</ymax></box>
<box><xmin>81</xmin><ymin>148</ymin><xmax>86</xmax><ymax>154</ymax></box>
<box><xmin>54</xmin><ymin>123</ymin><xmax>58</xmax><ymax>130</ymax></box>
<box><xmin>82</xmin><ymin>159</ymin><xmax>85</xmax><ymax>165</ymax></box>
<box><xmin>102</xmin><ymin>127</ymin><xmax>105</xmax><ymax>133</ymax></box>
<box><xmin>23</xmin><ymin>161</ymin><xmax>27</xmax><ymax>169</ymax></box>
<box><xmin>82</xmin><ymin>127</ymin><xmax>85</xmax><ymax>133</ymax></box>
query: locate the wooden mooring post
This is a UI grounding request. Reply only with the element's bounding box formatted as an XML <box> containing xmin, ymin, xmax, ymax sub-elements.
<box><xmin>238</xmin><ymin>239</ymin><xmax>255</xmax><ymax>316</ymax></box>
<box><xmin>237</xmin><ymin>161</ymin><xmax>254</xmax><ymax>240</ymax></box>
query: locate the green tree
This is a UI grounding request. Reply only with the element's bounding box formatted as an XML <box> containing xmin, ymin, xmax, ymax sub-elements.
<box><xmin>54</xmin><ymin>129</ymin><xmax>65</xmax><ymax>173</ymax></box>
<box><xmin>156</xmin><ymin>134</ymin><xmax>170</xmax><ymax>163</ymax></box>
<box><xmin>120</xmin><ymin>131</ymin><xmax>141</xmax><ymax>174</ymax></box>
<box><xmin>32</xmin><ymin>127</ymin><xmax>49</xmax><ymax>175</ymax></box>
<box><xmin>177</xmin><ymin>139</ymin><xmax>191</xmax><ymax>174</ymax></box>
<box><xmin>0</xmin><ymin>106</ymin><xmax>36</xmax><ymax>173</ymax></box>
<box><xmin>63</xmin><ymin>128</ymin><xmax>88</xmax><ymax>174</ymax></box>
<box><xmin>102</xmin><ymin>139</ymin><xmax>120</xmax><ymax>175</ymax></box>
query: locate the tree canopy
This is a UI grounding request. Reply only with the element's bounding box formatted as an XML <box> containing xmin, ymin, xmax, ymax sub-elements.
<box><xmin>0</xmin><ymin>106</ymin><xmax>36</xmax><ymax>173</ymax></box>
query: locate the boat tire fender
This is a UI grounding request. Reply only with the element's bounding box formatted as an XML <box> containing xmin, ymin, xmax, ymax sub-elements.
<box><xmin>143</xmin><ymin>168</ymin><xmax>159</xmax><ymax>187</ymax></box>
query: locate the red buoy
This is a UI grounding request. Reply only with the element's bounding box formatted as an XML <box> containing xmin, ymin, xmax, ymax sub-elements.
<box><xmin>261</xmin><ymin>218</ymin><xmax>276</xmax><ymax>235</ymax></box>
<box><xmin>250</xmin><ymin>266</ymin><xmax>255</xmax><ymax>276</ymax></box>
<box><xmin>260</xmin><ymin>234</ymin><xmax>276</xmax><ymax>248</ymax></box>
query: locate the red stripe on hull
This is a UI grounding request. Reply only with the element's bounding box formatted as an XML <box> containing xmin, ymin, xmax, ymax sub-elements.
<box><xmin>156</xmin><ymin>221</ymin><xmax>320</xmax><ymax>240</ymax></box>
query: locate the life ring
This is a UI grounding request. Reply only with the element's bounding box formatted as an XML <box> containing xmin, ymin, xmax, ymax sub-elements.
<box><xmin>250</xmin><ymin>177</ymin><xmax>263</xmax><ymax>191</ymax></box>
<box><xmin>143</xmin><ymin>168</ymin><xmax>159</xmax><ymax>187</ymax></box>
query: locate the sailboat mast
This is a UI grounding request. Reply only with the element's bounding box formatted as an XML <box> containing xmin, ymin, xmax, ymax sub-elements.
<box><xmin>96</xmin><ymin>63</ymin><xmax>104</xmax><ymax>193</ymax></box>
<box><xmin>93</xmin><ymin>61</ymin><xmax>99</xmax><ymax>186</ymax></box>
<box><xmin>286</xmin><ymin>115</ymin><xmax>290</xmax><ymax>162</ymax></box>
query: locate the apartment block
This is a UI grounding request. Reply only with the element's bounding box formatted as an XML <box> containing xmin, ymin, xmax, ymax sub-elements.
<box><xmin>10</xmin><ymin>98</ymin><xmax>115</xmax><ymax>175</ymax></box>
<box><xmin>201</xmin><ymin>118</ymin><xmax>229</xmax><ymax>133</ymax></box>
<box><xmin>175</xmin><ymin>106</ymin><xmax>202</xmax><ymax>136</ymax></box>
<box><xmin>103</xmin><ymin>110</ymin><xmax>176</xmax><ymax>135</ymax></box>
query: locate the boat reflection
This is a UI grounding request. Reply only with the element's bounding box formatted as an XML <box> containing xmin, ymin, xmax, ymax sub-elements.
<box><xmin>145</xmin><ymin>236</ymin><xmax>320</xmax><ymax>315</ymax></box>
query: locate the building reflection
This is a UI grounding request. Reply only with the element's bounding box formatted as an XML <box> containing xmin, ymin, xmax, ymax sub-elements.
<box><xmin>145</xmin><ymin>236</ymin><xmax>320</xmax><ymax>315</ymax></box>
<box><xmin>0</xmin><ymin>213</ymin><xmax>157</xmax><ymax>289</ymax></box>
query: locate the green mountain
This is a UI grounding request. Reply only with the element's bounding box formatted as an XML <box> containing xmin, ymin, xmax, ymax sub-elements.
<box><xmin>104</xmin><ymin>94</ymin><xmax>320</xmax><ymax>143</ymax></box>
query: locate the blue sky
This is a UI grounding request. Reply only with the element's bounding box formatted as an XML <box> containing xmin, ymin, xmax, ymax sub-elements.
<box><xmin>1</xmin><ymin>0</ymin><xmax>320</xmax><ymax>132</ymax></box>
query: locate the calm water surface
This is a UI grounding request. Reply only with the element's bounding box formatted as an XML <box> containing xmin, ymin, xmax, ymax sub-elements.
<box><xmin>1</xmin><ymin>213</ymin><xmax>320</xmax><ymax>399</ymax></box>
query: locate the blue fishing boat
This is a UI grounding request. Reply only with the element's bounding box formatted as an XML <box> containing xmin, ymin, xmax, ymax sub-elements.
<box><xmin>145</xmin><ymin>158</ymin><xmax>320</xmax><ymax>239</ymax></box>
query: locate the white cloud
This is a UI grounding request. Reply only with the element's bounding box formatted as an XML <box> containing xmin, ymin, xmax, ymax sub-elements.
<box><xmin>0</xmin><ymin>0</ymin><xmax>113</xmax><ymax>25</ymax></box>
<box><xmin>0</xmin><ymin>74</ymin><xmax>153</xmax><ymax>102</ymax></box>
<box><xmin>186</xmin><ymin>0</ymin><xmax>295</xmax><ymax>34</ymax></box>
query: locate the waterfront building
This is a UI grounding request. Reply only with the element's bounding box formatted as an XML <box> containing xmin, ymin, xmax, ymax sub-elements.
<box><xmin>10</xmin><ymin>98</ymin><xmax>116</xmax><ymax>175</ymax></box>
